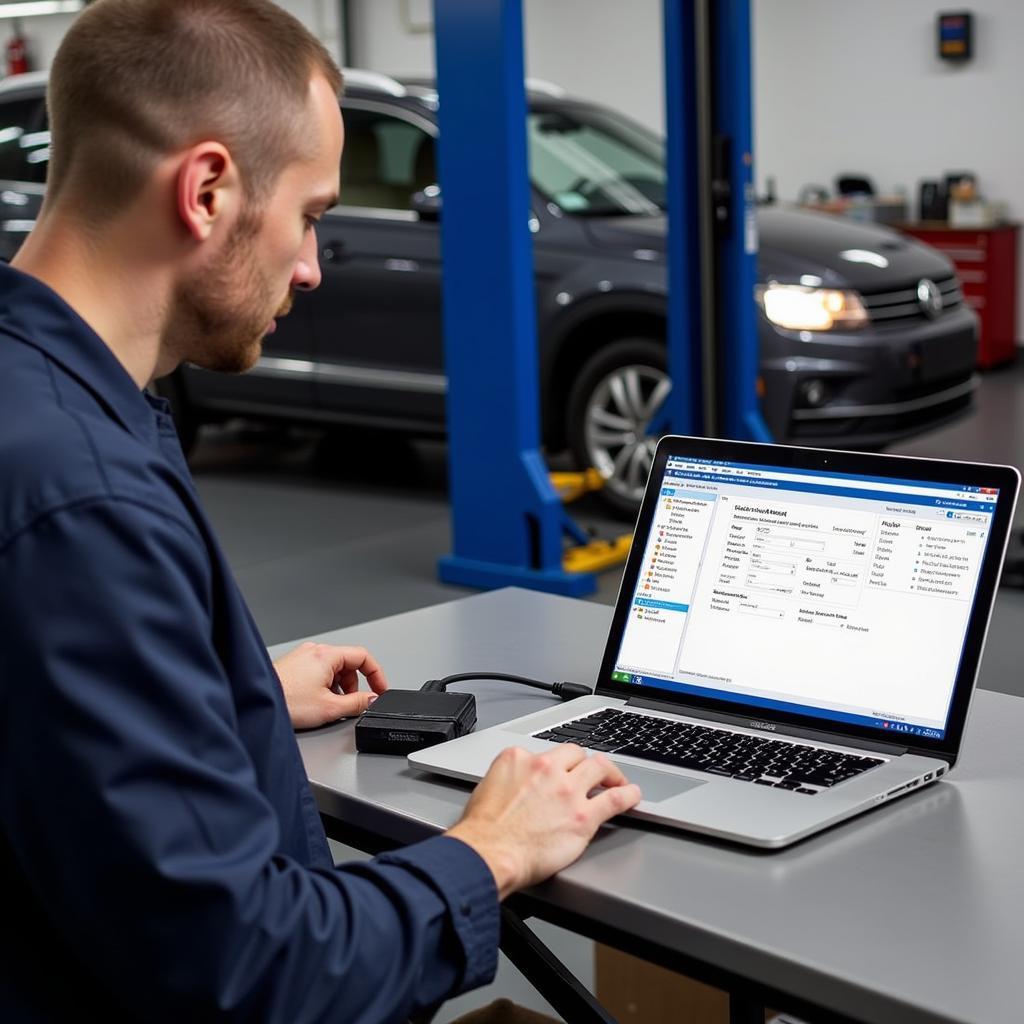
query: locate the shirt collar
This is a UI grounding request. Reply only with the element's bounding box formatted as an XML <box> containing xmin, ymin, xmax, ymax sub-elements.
<box><xmin>0</xmin><ymin>261</ymin><xmax>161</xmax><ymax>443</ymax></box>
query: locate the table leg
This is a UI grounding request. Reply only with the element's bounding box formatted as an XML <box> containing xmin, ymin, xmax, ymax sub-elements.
<box><xmin>500</xmin><ymin>908</ymin><xmax>619</xmax><ymax>1024</ymax></box>
<box><xmin>729</xmin><ymin>995</ymin><xmax>765</xmax><ymax>1024</ymax></box>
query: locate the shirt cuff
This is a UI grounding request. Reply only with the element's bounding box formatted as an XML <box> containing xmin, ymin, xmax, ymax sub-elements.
<box><xmin>379</xmin><ymin>834</ymin><xmax>500</xmax><ymax>992</ymax></box>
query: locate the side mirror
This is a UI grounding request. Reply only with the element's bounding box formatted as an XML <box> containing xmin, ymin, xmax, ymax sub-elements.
<box><xmin>411</xmin><ymin>185</ymin><xmax>442</xmax><ymax>220</ymax></box>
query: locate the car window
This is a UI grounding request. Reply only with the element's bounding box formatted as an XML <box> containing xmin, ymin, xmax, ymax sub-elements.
<box><xmin>528</xmin><ymin>107</ymin><xmax>665</xmax><ymax>217</ymax></box>
<box><xmin>339</xmin><ymin>106</ymin><xmax>435</xmax><ymax>211</ymax></box>
<box><xmin>0</xmin><ymin>94</ymin><xmax>47</xmax><ymax>184</ymax></box>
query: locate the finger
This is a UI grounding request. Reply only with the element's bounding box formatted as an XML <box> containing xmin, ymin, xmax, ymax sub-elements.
<box><xmin>538</xmin><ymin>743</ymin><xmax>591</xmax><ymax>772</ymax></box>
<box><xmin>334</xmin><ymin>668</ymin><xmax>360</xmax><ymax>695</ymax></box>
<box><xmin>326</xmin><ymin>690</ymin><xmax>379</xmax><ymax>720</ymax></box>
<box><xmin>326</xmin><ymin>646</ymin><xmax>390</xmax><ymax>695</ymax></box>
<box><xmin>570</xmin><ymin>753</ymin><xmax>631</xmax><ymax>791</ymax></box>
<box><xmin>586</xmin><ymin>783</ymin><xmax>643</xmax><ymax>823</ymax></box>
<box><xmin>566</xmin><ymin>755</ymin><xmax>622</xmax><ymax>795</ymax></box>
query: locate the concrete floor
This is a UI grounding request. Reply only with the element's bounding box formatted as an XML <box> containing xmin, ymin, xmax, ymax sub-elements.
<box><xmin>190</xmin><ymin>359</ymin><xmax>1024</xmax><ymax>1021</ymax></box>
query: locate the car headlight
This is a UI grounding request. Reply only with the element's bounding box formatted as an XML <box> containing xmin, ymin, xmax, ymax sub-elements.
<box><xmin>756</xmin><ymin>283</ymin><xmax>868</xmax><ymax>331</ymax></box>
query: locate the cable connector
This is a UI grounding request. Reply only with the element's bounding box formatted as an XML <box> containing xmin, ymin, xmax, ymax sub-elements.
<box><xmin>551</xmin><ymin>680</ymin><xmax>593</xmax><ymax>702</ymax></box>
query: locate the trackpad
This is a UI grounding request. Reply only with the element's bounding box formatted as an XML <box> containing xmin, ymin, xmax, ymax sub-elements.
<box><xmin>617</xmin><ymin>763</ymin><xmax>707</xmax><ymax>803</ymax></box>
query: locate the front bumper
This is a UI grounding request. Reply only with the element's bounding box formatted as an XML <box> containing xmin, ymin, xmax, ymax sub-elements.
<box><xmin>759</xmin><ymin>305</ymin><xmax>979</xmax><ymax>447</ymax></box>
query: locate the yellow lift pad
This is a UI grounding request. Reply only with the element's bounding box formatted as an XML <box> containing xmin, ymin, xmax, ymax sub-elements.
<box><xmin>549</xmin><ymin>468</ymin><xmax>633</xmax><ymax>574</ymax></box>
<box><xmin>549</xmin><ymin>467</ymin><xmax>606</xmax><ymax>503</ymax></box>
<box><xmin>563</xmin><ymin>532</ymin><xmax>633</xmax><ymax>574</ymax></box>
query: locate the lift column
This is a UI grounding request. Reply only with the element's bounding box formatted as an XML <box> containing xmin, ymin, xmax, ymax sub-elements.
<box><xmin>662</xmin><ymin>0</ymin><xmax>771</xmax><ymax>442</ymax></box>
<box><xmin>433</xmin><ymin>0</ymin><xmax>596</xmax><ymax>596</ymax></box>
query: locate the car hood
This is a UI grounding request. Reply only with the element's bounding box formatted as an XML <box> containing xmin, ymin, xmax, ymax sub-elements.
<box><xmin>581</xmin><ymin>206</ymin><xmax>955</xmax><ymax>289</ymax></box>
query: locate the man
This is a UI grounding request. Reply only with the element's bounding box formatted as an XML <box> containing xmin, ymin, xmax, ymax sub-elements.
<box><xmin>0</xmin><ymin>1</ymin><xmax>641</xmax><ymax>1022</ymax></box>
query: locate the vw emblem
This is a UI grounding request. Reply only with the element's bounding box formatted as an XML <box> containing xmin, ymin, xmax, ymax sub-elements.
<box><xmin>917</xmin><ymin>278</ymin><xmax>943</xmax><ymax>319</ymax></box>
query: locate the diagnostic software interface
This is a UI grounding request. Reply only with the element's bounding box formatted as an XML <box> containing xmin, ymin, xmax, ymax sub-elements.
<box><xmin>612</xmin><ymin>457</ymin><xmax>1001</xmax><ymax>740</ymax></box>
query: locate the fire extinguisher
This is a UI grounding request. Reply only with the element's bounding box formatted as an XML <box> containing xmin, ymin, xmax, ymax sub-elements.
<box><xmin>7</xmin><ymin>20</ymin><xmax>29</xmax><ymax>77</ymax></box>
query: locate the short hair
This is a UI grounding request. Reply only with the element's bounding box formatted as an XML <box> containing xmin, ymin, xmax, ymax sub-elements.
<box><xmin>46</xmin><ymin>0</ymin><xmax>343</xmax><ymax>217</ymax></box>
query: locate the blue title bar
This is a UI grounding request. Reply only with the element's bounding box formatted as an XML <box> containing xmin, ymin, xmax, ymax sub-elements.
<box><xmin>664</xmin><ymin>469</ymin><xmax>996</xmax><ymax>514</ymax></box>
<box><xmin>666</xmin><ymin>456</ymin><xmax>996</xmax><ymax>494</ymax></box>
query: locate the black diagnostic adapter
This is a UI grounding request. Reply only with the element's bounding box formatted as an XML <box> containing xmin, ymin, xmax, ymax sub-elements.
<box><xmin>355</xmin><ymin>689</ymin><xmax>477</xmax><ymax>754</ymax></box>
<box><xmin>354</xmin><ymin>672</ymin><xmax>593</xmax><ymax>755</ymax></box>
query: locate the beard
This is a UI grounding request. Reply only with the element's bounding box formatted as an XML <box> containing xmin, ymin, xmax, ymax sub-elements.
<box><xmin>166</xmin><ymin>206</ymin><xmax>293</xmax><ymax>374</ymax></box>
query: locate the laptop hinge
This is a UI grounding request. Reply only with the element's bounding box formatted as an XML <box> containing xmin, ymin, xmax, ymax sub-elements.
<box><xmin>624</xmin><ymin>696</ymin><xmax>909</xmax><ymax>756</ymax></box>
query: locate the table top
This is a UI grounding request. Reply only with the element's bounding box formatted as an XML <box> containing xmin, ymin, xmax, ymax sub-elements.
<box><xmin>276</xmin><ymin>587</ymin><xmax>1024</xmax><ymax>1024</ymax></box>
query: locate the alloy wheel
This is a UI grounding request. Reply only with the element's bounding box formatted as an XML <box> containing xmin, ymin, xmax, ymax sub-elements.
<box><xmin>583</xmin><ymin>364</ymin><xmax>671</xmax><ymax>506</ymax></box>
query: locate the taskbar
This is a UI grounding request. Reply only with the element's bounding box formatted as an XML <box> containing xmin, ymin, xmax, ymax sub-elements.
<box><xmin>609</xmin><ymin>670</ymin><xmax>945</xmax><ymax>741</ymax></box>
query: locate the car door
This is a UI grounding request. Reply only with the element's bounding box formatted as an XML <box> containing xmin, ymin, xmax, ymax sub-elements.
<box><xmin>0</xmin><ymin>87</ymin><xmax>48</xmax><ymax>261</ymax></box>
<box><xmin>308</xmin><ymin>101</ymin><xmax>446</xmax><ymax>427</ymax></box>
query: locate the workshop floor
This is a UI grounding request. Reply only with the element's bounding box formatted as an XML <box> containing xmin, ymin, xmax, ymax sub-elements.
<box><xmin>190</xmin><ymin>358</ymin><xmax>1024</xmax><ymax>1022</ymax></box>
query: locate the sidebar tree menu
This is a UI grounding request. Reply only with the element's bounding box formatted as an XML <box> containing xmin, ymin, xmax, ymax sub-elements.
<box><xmin>614</xmin><ymin>485</ymin><xmax>718</xmax><ymax>679</ymax></box>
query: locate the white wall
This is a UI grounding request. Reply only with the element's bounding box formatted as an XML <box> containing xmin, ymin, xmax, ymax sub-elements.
<box><xmin>7</xmin><ymin>0</ymin><xmax>344</xmax><ymax>71</ymax></box>
<box><xmin>348</xmin><ymin>0</ymin><xmax>665</xmax><ymax>132</ymax></box>
<box><xmin>8</xmin><ymin>13</ymin><xmax>77</xmax><ymax>72</ymax></box>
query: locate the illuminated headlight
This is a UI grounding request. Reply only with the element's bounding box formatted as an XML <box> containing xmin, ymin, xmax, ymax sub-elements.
<box><xmin>756</xmin><ymin>283</ymin><xmax>868</xmax><ymax>331</ymax></box>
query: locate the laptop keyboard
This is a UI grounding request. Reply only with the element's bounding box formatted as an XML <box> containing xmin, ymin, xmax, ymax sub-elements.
<box><xmin>532</xmin><ymin>709</ymin><xmax>885</xmax><ymax>795</ymax></box>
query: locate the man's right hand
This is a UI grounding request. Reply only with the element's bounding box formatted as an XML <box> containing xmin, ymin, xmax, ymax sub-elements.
<box><xmin>446</xmin><ymin>745</ymin><xmax>642</xmax><ymax>899</ymax></box>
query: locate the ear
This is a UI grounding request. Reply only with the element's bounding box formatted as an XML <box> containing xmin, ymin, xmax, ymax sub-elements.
<box><xmin>175</xmin><ymin>142</ymin><xmax>239</xmax><ymax>242</ymax></box>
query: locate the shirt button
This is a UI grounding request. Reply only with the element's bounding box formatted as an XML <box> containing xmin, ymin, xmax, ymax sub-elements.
<box><xmin>459</xmin><ymin>901</ymin><xmax>472</xmax><ymax>917</ymax></box>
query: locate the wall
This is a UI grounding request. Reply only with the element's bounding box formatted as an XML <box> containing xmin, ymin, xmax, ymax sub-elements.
<box><xmin>6</xmin><ymin>13</ymin><xmax>76</xmax><ymax>72</ymax></box>
<box><xmin>348</xmin><ymin>0</ymin><xmax>665</xmax><ymax>132</ymax></box>
<box><xmin>5</xmin><ymin>0</ymin><xmax>344</xmax><ymax>71</ymax></box>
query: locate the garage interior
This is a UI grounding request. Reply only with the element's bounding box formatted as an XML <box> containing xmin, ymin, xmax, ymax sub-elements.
<box><xmin>4</xmin><ymin>1</ymin><xmax>1024</xmax><ymax>1022</ymax></box>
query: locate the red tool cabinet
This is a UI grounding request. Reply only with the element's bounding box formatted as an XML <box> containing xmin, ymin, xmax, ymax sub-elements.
<box><xmin>898</xmin><ymin>222</ymin><xmax>1019</xmax><ymax>369</ymax></box>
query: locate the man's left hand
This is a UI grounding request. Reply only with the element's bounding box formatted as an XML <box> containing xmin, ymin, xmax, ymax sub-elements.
<box><xmin>274</xmin><ymin>642</ymin><xmax>389</xmax><ymax>729</ymax></box>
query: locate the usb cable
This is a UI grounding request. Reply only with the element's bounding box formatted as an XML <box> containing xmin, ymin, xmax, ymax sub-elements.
<box><xmin>420</xmin><ymin>672</ymin><xmax>593</xmax><ymax>702</ymax></box>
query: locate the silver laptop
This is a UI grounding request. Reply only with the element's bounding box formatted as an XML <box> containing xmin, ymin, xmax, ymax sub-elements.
<box><xmin>411</xmin><ymin>437</ymin><xmax>1020</xmax><ymax>848</ymax></box>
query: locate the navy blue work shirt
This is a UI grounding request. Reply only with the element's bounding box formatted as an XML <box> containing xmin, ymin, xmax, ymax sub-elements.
<box><xmin>0</xmin><ymin>263</ymin><xmax>499</xmax><ymax>1023</ymax></box>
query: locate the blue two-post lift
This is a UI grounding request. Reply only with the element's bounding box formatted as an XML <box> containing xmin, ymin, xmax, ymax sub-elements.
<box><xmin>433</xmin><ymin>0</ymin><xmax>771</xmax><ymax>598</ymax></box>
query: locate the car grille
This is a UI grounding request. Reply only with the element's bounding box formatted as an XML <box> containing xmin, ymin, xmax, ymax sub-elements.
<box><xmin>860</xmin><ymin>275</ymin><xmax>961</xmax><ymax>325</ymax></box>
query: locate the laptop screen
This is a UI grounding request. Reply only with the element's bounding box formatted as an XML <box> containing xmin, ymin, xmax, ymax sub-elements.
<box><xmin>610</xmin><ymin>455</ymin><xmax>1003</xmax><ymax>741</ymax></box>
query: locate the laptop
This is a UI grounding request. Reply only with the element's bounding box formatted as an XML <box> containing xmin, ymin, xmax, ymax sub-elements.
<box><xmin>410</xmin><ymin>437</ymin><xmax>1020</xmax><ymax>848</ymax></box>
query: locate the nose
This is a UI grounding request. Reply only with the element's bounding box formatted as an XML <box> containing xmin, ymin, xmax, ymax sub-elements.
<box><xmin>292</xmin><ymin>227</ymin><xmax>322</xmax><ymax>292</ymax></box>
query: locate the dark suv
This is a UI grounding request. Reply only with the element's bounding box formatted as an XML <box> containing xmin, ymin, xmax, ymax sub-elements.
<box><xmin>0</xmin><ymin>70</ymin><xmax>978</xmax><ymax>514</ymax></box>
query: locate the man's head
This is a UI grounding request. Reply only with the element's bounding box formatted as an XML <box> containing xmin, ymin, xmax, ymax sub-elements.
<box><xmin>45</xmin><ymin>0</ymin><xmax>344</xmax><ymax>374</ymax></box>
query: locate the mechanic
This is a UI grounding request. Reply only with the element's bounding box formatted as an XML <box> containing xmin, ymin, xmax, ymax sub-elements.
<box><xmin>0</xmin><ymin>1</ymin><xmax>641</xmax><ymax>1021</ymax></box>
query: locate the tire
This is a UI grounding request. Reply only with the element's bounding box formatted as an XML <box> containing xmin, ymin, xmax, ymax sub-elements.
<box><xmin>153</xmin><ymin>371</ymin><xmax>200</xmax><ymax>458</ymax></box>
<box><xmin>566</xmin><ymin>338</ymin><xmax>670</xmax><ymax>519</ymax></box>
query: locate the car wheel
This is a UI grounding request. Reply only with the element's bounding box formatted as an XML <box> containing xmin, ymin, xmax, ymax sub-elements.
<box><xmin>567</xmin><ymin>338</ymin><xmax>670</xmax><ymax>518</ymax></box>
<box><xmin>153</xmin><ymin>372</ymin><xmax>200</xmax><ymax>458</ymax></box>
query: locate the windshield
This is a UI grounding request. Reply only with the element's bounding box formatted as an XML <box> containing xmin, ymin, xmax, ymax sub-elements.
<box><xmin>528</xmin><ymin>105</ymin><xmax>666</xmax><ymax>217</ymax></box>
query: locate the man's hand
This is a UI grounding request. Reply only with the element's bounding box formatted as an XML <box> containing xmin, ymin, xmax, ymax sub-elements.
<box><xmin>446</xmin><ymin>745</ymin><xmax>642</xmax><ymax>899</ymax></box>
<box><xmin>274</xmin><ymin>642</ymin><xmax>389</xmax><ymax>729</ymax></box>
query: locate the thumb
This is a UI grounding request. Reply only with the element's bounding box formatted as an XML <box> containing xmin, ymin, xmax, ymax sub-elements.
<box><xmin>327</xmin><ymin>690</ymin><xmax>379</xmax><ymax>720</ymax></box>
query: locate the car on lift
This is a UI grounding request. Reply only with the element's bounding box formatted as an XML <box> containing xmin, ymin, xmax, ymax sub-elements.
<box><xmin>0</xmin><ymin>70</ymin><xmax>978</xmax><ymax>515</ymax></box>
